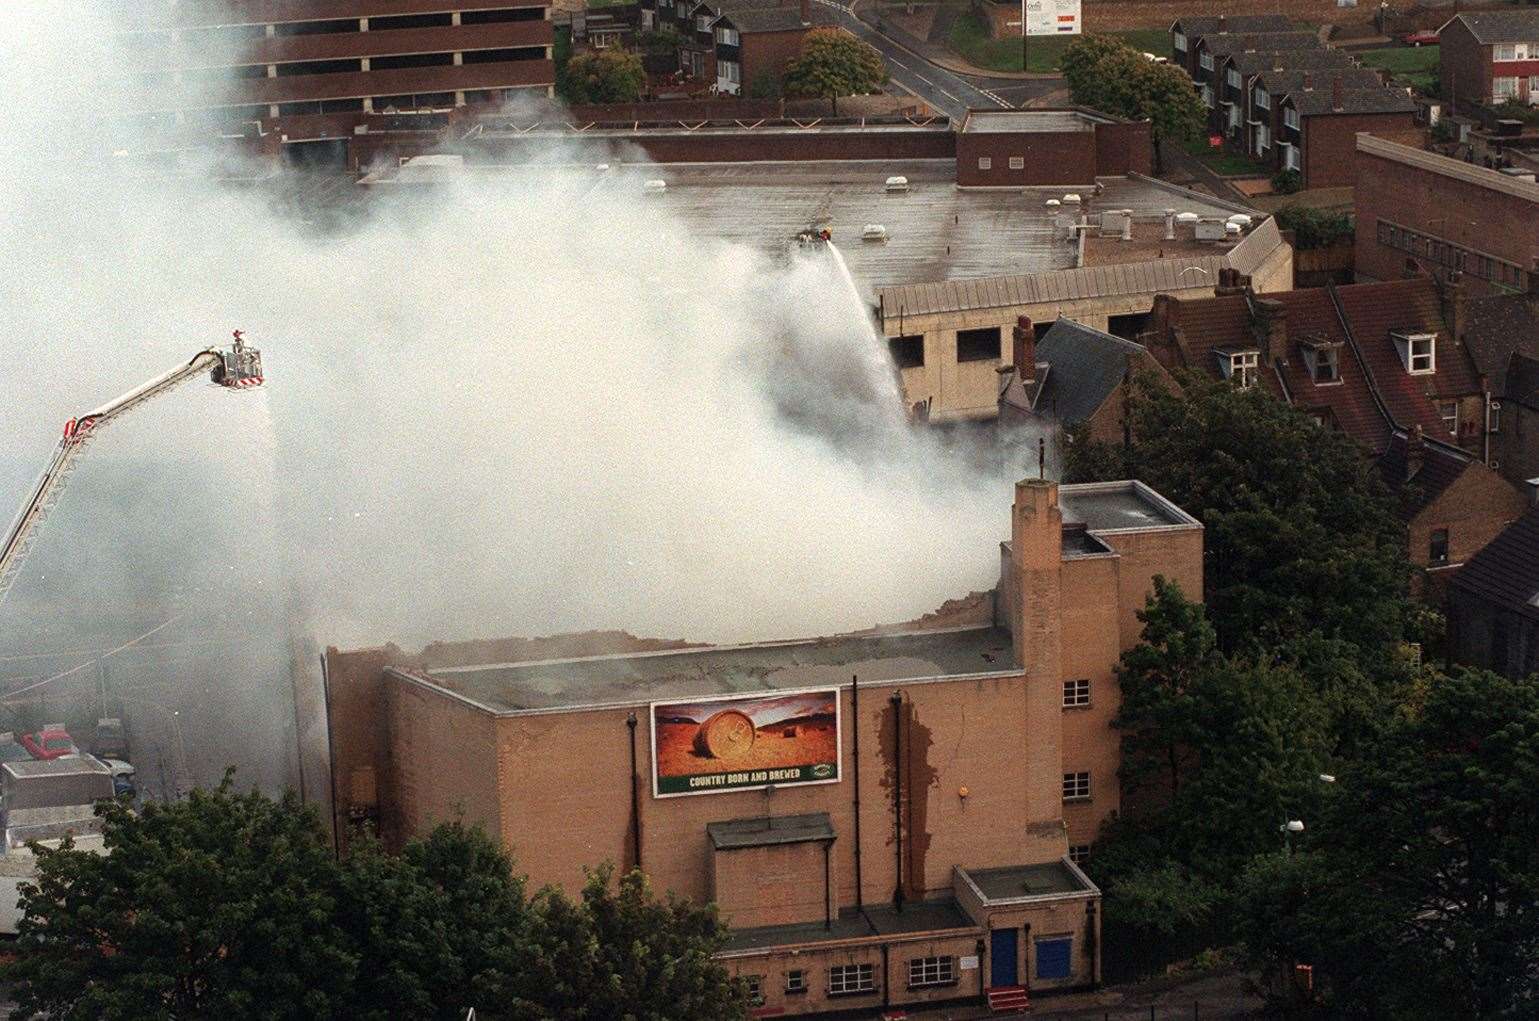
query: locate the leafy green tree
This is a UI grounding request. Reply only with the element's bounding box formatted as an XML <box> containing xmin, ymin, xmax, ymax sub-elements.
<box><xmin>563</xmin><ymin>48</ymin><xmax>647</xmax><ymax>104</ymax></box>
<box><xmin>6</xmin><ymin>772</ymin><xmax>356</xmax><ymax>1021</ymax></box>
<box><xmin>1274</xmin><ymin>204</ymin><xmax>1355</xmax><ymax>250</ymax></box>
<box><xmin>1066</xmin><ymin>374</ymin><xmax>1412</xmax><ymax>661</ymax></box>
<box><xmin>535</xmin><ymin>864</ymin><xmax>748</xmax><ymax>1021</ymax></box>
<box><xmin>783</xmin><ymin>28</ymin><xmax>885</xmax><ymax>115</ymax></box>
<box><xmin>1059</xmin><ymin>35</ymin><xmax>1135</xmax><ymax>107</ymax></box>
<box><xmin>747</xmin><ymin>70</ymin><xmax>782</xmax><ymax>100</ymax></box>
<box><xmin>1060</xmin><ymin>36</ymin><xmax>1204</xmax><ymax>172</ymax></box>
<box><xmin>1235</xmin><ymin>668</ymin><xmax>1539</xmax><ymax>1018</ymax></box>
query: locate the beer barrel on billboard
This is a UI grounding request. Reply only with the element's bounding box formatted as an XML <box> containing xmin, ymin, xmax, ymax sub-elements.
<box><xmin>693</xmin><ymin>709</ymin><xmax>756</xmax><ymax>759</ymax></box>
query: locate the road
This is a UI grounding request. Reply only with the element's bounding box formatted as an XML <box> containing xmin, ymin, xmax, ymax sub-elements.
<box><xmin>811</xmin><ymin>0</ymin><xmax>1059</xmax><ymax>121</ymax></box>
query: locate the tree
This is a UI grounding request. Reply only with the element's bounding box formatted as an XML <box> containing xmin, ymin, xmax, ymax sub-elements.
<box><xmin>563</xmin><ymin>48</ymin><xmax>646</xmax><ymax>105</ymax></box>
<box><xmin>534</xmin><ymin>864</ymin><xmax>747</xmax><ymax>1021</ymax></box>
<box><xmin>1059</xmin><ymin>36</ymin><xmax>1204</xmax><ymax>172</ymax></box>
<box><xmin>6</xmin><ymin>772</ymin><xmax>357</xmax><ymax>1021</ymax></box>
<box><xmin>1066</xmin><ymin>374</ymin><xmax>1412</xmax><ymax>663</ymax></box>
<box><xmin>783</xmin><ymin>28</ymin><xmax>885</xmax><ymax>115</ymax></box>
<box><xmin>1235</xmin><ymin>668</ymin><xmax>1539</xmax><ymax>1018</ymax></box>
<box><xmin>747</xmin><ymin>70</ymin><xmax>782</xmax><ymax>100</ymax></box>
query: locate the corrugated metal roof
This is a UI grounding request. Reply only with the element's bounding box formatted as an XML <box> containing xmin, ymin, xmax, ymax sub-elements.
<box><xmin>1357</xmin><ymin>134</ymin><xmax>1539</xmax><ymax>205</ymax></box>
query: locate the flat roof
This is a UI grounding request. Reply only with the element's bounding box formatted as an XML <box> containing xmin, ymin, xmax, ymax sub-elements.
<box><xmin>1059</xmin><ymin>480</ymin><xmax>1200</xmax><ymax>532</ymax></box>
<box><xmin>721</xmin><ymin>898</ymin><xmax>976</xmax><ymax>953</ymax></box>
<box><xmin>708</xmin><ymin>812</ymin><xmax>835</xmax><ymax>850</ymax></box>
<box><xmin>962</xmin><ymin>861</ymin><xmax>1094</xmax><ymax>902</ymax></box>
<box><xmin>412</xmin><ymin>625</ymin><xmax>1019</xmax><ymax>714</ymax></box>
<box><xmin>961</xmin><ymin>110</ymin><xmax>1110</xmax><ymax>133</ymax></box>
<box><xmin>2</xmin><ymin>757</ymin><xmax>110</xmax><ymax>779</ymax></box>
<box><xmin>365</xmin><ymin>159</ymin><xmax>1249</xmax><ymax>291</ymax></box>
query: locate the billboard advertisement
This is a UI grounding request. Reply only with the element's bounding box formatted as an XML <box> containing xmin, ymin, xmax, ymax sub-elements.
<box><xmin>651</xmin><ymin>688</ymin><xmax>841</xmax><ymax>797</ymax></box>
<box><xmin>1026</xmin><ymin>0</ymin><xmax>1080</xmax><ymax>36</ymax></box>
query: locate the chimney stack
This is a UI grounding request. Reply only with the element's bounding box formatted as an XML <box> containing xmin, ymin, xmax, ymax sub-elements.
<box><xmin>1332</xmin><ymin>77</ymin><xmax>1344</xmax><ymax>112</ymax></box>
<box><xmin>1303</xmin><ymin>71</ymin><xmax>1313</xmax><ymax>90</ymax></box>
<box><xmin>1163</xmin><ymin>208</ymin><xmax>1176</xmax><ymax>240</ymax></box>
<box><xmin>1445</xmin><ymin>271</ymin><xmax>1468</xmax><ymax>342</ymax></box>
<box><xmin>1008</xmin><ymin>478</ymin><xmax>1066</xmax><ymax>848</ymax></box>
<box><xmin>1406</xmin><ymin>424</ymin><xmax>1425</xmax><ymax>480</ymax></box>
<box><xmin>1013</xmin><ymin>316</ymin><xmax>1036</xmax><ymax>383</ymax></box>
<box><xmin>800</xmin><ymin>0</ymin><xmax>810</xmax><ymax>23</ymax></box>
<box><xmin>1252</xmin><ymin>298</ymin><xmax>1288</xmax><ymax>365</ymax></box>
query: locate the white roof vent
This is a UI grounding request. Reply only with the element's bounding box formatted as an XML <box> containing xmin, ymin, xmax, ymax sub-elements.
<box><xmin>643</xmin><ymin>179</ymin><xmax>667</xmax><ymax>194</ymax></box>
<box><xmin>1175</xmin><ymin>211</ymin><xmax>1201</xmax><ymax>224</ymax></box>
<box><xmin>1044</xmin><ymin>198</ymin><xmax>1062</xmax><ymax>208</ymax></box>
<box><xmin>1062</xmin><ymin>193</ymin><xmax>1082</xmax><ymax>205</ymax></box>
<box><xmin>884</xmin><ymin>175</ymin><xmax>909</xmax><ymax>192</ymax></box>
<box><xmin>595</xmin><ymin>163</ymin><xmax>611</xmax><ymax>172</ymax></box>
<box><xmin>862</xmin><ymin>224</ymin><xmax>889</xmax><ymax>242</ymax></box>
<box><xmin>1226</xmin><ymin>213</ymin><xmax>1253</xmax><ymax>228</ymax></box>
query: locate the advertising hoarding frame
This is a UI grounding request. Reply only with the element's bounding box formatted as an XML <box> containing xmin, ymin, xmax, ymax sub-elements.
<box><xmin>649</xmin><ymin>685</ymin><xmax>843</xmax><ymax>799</ymax></box>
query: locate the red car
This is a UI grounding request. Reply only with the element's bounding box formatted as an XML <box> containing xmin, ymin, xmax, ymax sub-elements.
<box><xmin>1403</xmin><ymin>30</ymin><xmax>1439</xmax><ymax>47</ymax></box>
<box><xmin>21</xmin><ymin>725</ymin><xmax>77</xmax><ymax>760</ymax></box>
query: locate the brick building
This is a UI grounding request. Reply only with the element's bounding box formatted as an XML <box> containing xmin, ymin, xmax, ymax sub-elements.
<box><xmin>1169</xmin><ymin>14</ymin><xmax>1294</xmax><ymax>79</ymax></box>
<box><xmin>1448</xmin><ymin>501</ymin><xmax>1539</xmax><ymax>677</ymax></box>
<box><xmin>1143</xmin><ymin>278</ymin><xmax>1520</xmax><ymax>581</ymax></box>
<box><xmin>954</xmin><ymin>110</ymin><xmax>1150</xmax><ymax>188</ymax></box>
<box><xmin>1438</xmin><ymin>11</ymin><xmax>1539</xmax><ymax>109</ymax></box>
<box><xmin>1271</xmin><ymin>82</ymin><xmax>1417</xmax><ymax>188</ymax></box>
<box><xmin>114</xmin><ymin>2</ymin><xmax>554</xmax><ymax>161</ymax></box>
<box><xmin>1458</xmin><ymin>290</ymin><xmax>1539</xmax><ymax>484</ymax></box>
<box><xmin>711</xmin><ymin>6</ymin><xmax>809</xmax><ymax>95</ymax></box>
<box><xmin>323</xmin><ymin>478</ymin><xmax>1204</xmax><ymax>1016</ymax></box>
<box><xmin>1354</xmin><ymin>133</ymin><xmax>1539</xmax><ymax>296</ymax></box>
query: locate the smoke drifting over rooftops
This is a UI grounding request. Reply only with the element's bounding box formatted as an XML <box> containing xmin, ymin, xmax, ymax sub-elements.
<box><xmin>0</xmin><ymin>2</ymin><xmax>1023</xmax><ymax>659</ymax></box>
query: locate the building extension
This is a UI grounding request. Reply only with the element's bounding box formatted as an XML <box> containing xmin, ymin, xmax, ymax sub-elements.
<box><xmin>323</xmin><ymin>478</ymin><xmax>1204</xmax><ymax>1016</ymax></box>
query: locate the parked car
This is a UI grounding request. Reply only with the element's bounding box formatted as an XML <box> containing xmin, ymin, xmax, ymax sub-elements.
<box><xmin>0</xmin><ymin>734</ymin><xmax>32</xmax><ymax>764</ymax></box>
<box><xmin>1403</xmin><ymin>30</ymin><xmax>1439</xmax><ymax>47</ymax></box>
<box><xmin>100</xmin><ymin>758</ymin><xmax>136</xmax><ymax>798</ymax></box>
<box><xmin>20</xmin><ymin>724</ymin><xmax>76</xmax><ymax>761</ymax></box>
<box><xmin>92</xmin><ymin>718</ymin><xmax>128</xmax><ymax>760</ymax></box>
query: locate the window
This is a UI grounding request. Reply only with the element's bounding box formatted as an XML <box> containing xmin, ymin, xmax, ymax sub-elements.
<box><xmin>744</xmin><ymin>975</ymin><xmax>765</xmax><ymax>1007</ymax></box>
<box><xmin>1201</xmin><ymin>83</ymin><xmax>1215</xmax><ymax>108</ymax></box>
<box><xmin>1283</xmin><ymin>106</ymin><xmax>1300</xmax><ymax>130</ymax></box>
<box><xmin>785</xmin><ymin>970</ymin><xmax>807</xmax><ymax>994</ymax></box>
<box><xmin>1230</xmin><ymin>350</ymin><xmax>1259</xmax><ymax>388</ymax></box>
<box><xmin>1408</xmin><ymin>335</ymin><xmax>1435</xmax><ymax>374</ymax></box>
<box><xmin>1531</xmin><ymin>76</ymin><xmax>1539</xmax><ymax>105</ymax></box>
<box><xmin>1256</xmin><ymin>122</ymin><xmax>1270</xmax><ymax>151</ymax></box>
<box><xmin>889</xmin><ymin>334</ymin><xmax>924</xmax><ymax>369</ymax></box>
<box><xmin>1440</xmin><ymin>400</ymin><xmax>1459</xmax><ymax>436</ymax></box>
<box><xmin>696</xmin><ymin>14</ymin><xmax>711</xmax><ymax>31</ymax></box>
<box><xmin>720</xmin><ymin>60</ymin><xmax>740</xmax><ymax>84</ymax></box>
<box><xmin>1174</xmin><ymin>30</ymin><xmax>1187</xmax><ymax>52</ymax></box>
<box><xmin>1495</xmin><ymin>43</ymin><xmax>1521</xmax><ymax>62</ymax></box>
<box><xmin>956</xmin><ymin>327</ymin><xmax>1001</xmax><ymax>363</ymax></box>
<box><xmin>908</xmin><ymin>956</ymin><xmax>956</xmax><ymax>988</ymax></box>
<box><xmin>1008</xmin><ymin>156</ymin><xmax>1025</xmax><ymax>170</ymax></box>
<box><xmin>1063</xmin><ymin>678</ymin><xmax>1090</xmax><ymax>707</ymax></box>
<box><xmin>1304</xmin><ymin>344</ymin><xmax>1339</xmax><ymax>383</ymax></box>
<box><xmin>1063</xmin><ymin>771</ymin><xmax>1091</xmax><ymax>802</ymax></box>
<box><xmin>371</xmin><ymin>12</ymin><xmax>452</xmax><ymax>30</ymax></box>
<box><xmin>1494</xmin><ymin>76</ymin><xmax>1519</xmax><ymax>101</ymax></box>
<box><xmin>1068</xmin><ymin>844</ymin><xmax>1091</xmax><ymax>865</ymax></box>
<box><xmin>977</xmin><ymin>156</ymin><xmax>992</xmax><ymax>170</ymax></box>
<box><xmin>1283</xmin><ymin>142</ymin><xmax>1299</xmax><ymax>171</ymax></box>
<box><xmin>829</xmin><ymin>963</ymin><xmax>876</xmax><ymax>996</ymax></box>
<box><xmin>1429</xmin><ymin>528</ymin><xmax>1450</xmax><ymax>565</ymax></box>
<box><xmin>715</xmin><ymin>25</ymin><xmax>739</xmax><ymax>45</ymax></box>
<box><xmin>1226</xmin><ymin>67</ymin><xmax>1241</xmax><ymax>89</ymax></box>
<box><xmin>1491</xmin><ymin>402</ymin><xmax>1502</xmax><ymax>434</ymax></box>
<box><xmin>1228</xmin><ymin>103</ymin><xmax>1242</xmax><ymax>130</ymax></box>
<box><xmin>1036</xmin><ymin>937</ymin><xmax>1074</xmax><ymax>980</ymax></box>
<box><xmin>1255</xmin><ymin>85</ymin><xmax>1270</xmax><ymax>110</ymax></box>
<box><xmin>1200</xmin><ymin>50</ymin><xmax>1214</xmax><ymax>71</ymax></box>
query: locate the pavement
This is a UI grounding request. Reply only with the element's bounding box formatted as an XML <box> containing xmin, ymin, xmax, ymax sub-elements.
<box><xmin>810</xmin><ymin>0</ymin><xmax>1062</xmax><ymax>120</ymax></box>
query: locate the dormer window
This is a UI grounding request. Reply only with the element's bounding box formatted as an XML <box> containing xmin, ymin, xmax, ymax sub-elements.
<box><xmin>1200</xmin><ymin>51</ymin><xmax>1214</xmax><ymax>71</ymax></box>
<box><xmin>1174</xmin><ymin>30</ymin><xmax>1187</xmax><ymax>52</ymax></box>
<box><xmin>1299</xmin><ymin>336</ymin><xmax>1343</xmax><ymax>384</ymax></box>
<box><xmin>1216</xmin><ymin>347</ymin><xmax>1260</xmax><ymax>388</ymax></box>
<box><xmin>1393</xmin><ymin>331</ymin><xmax>1436</xmax><ymax>375</ymax></box>
<box><xmin>1255</xmin><ymin>85</ymin><xmax>1270</xmax><ymax>110</ymax></box>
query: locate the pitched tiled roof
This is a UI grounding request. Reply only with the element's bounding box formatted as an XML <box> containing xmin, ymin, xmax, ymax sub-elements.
<box><xmin>1229</xmin><ymin>48</ymin><xmax>1356</xmax><ymax>74</ymax></box>
<box><xmin>719</xmin><ymin>6</ymin><xmax>805</xmax><ymax>31</ymax></box>
<box><xmin>1253</xmin><ymin>68</ymin><xmax>1382</xmax><ymax>94</ymax></box>
<box><xmin>1285</xmin><ymin>86</ymin><xmax>1417</xmax><ymax>116</ymax></box>
<box><xmin>1377</xmin><ymin>431</ymin><xmax>1472</xmax><ymax>520</ymax></box>
<box><xmin>1449</xmin><ymin>506</ymin><xmax>1539</xmax><ymax>618</ymax></box>
<box><xmin>1333</xmin><ymin>278</ymin><xmax>1480</xmax><ymax>442</ymax></box>
<box><xmin>1198</xmin><ymin>31</ymin><xmax>1321</xmax><ymax>57</ymax></box>
<box><xmin>1507</xmin><ymin>353</ymin><xmax>1539</xmax><ymax>412</ymax></box>
<box><xmin>1174</xmin><ymin>15</ymin><xmax>1295</xmax><ymax>37</ymax></box>
<box><xmin>1446</xmin><ymin>11</ymin><xmax>1539</xmax><ymax>45</ymax></box>
<box><xmin>1463</xmin><ymin>294</ymin><xmax>1539</xmax><ymax>396</ymax></box>
<box><xmin>1032</xmin><ymin>319</ymin><xmax>1153</xmax><ymax>426</ymax></box>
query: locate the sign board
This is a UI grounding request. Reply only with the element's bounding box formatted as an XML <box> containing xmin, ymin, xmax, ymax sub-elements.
<box><xmin>1025</xmin><ymin>0</ymin><xmax>1080</xmax><ymax>36</ymax></box>
<box><xmin>651</xmin><ymin>688</ymin><xmax>841</xmax><ymax>797</ymax></box>
<box><xmin>959</xmin><ymin>956</ymin><xmax>980</xmax><ymax>971</ymax></box>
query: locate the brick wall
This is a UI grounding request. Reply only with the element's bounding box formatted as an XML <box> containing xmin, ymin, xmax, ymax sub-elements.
<box><xmin>1439</xmin><ymin>17</ymin><xmax>1491</xmax><ymax>109</ymax></box>
<box><xmin>713</xmin><ymin>840</ymin><xmax>829</xmax><ymax>929</ymax></box>
<box><xmin>473</xmin><ymin>128</ymin><xmax>955</xmax><ymax>164</ymax></box>
<box><xmin>1301</xmin><ymin>111</ymin><xmax>1417</xmax><ymax>188</ymax></box>
<box><xmin>723</xmin><ymin>932</ymin><xmax>983</xmax><ymax>1015</ymax></box>
<box><xmin>740</xmin><ymin>27</ymin><xmax>807</xmax><ymax>88</ymax></box>
<box><xmin>1353</xmin><ymin>146</ymin><xmax>1539</xmax><ymax>290</ymax></box>
<box><xmin>385</xmin><ymin>678</ymin><xmax>502</xmax><ymax>846</ymax></box>
<box><xmin>1095</xmin><ymin>120</ymin><xmax>1153</xmax><ymax>177</ymax></box>
<box><xmin>956</xmin><ymin>130</ymin><xmax>1099</xmax><ymax>187</ymax></box>
<box><xmin>1411</xmin><ymin>461</ymin><xmax>1526</xmax><ymax>573</ymax></box>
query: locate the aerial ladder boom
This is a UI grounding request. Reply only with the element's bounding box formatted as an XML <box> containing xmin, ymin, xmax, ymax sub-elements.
<box><xmin>0</xmin><ymin>333</ymin><xmax>263</xmax><ymax>608</ymax></box>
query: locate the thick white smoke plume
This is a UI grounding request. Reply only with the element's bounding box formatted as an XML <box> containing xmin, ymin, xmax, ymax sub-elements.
<box><xmin>1</xmin><ymin>3</ymin><xmax>1023</xmax><ymax>661</ymax></box>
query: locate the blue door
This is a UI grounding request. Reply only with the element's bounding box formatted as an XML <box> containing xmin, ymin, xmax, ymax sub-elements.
<box><xmin>990</xmin><ymin>927</ymin><xmax>1018</xmax><ymax>986</ymax></box>
<box><xmin>1035</xmin><ymin>936</ymin><xmax>1073</xmax><ymax>980</ymax></box>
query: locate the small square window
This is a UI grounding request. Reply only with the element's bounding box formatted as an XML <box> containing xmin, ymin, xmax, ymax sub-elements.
<box><xmin>1408</xmin><ymin>335</ymin><xmax>1435</xmax><ymax>374</ymax></box>
<box><xmin>977</xmin><ymin>156</ymin><xmax>992</xmax><ymax>170</ymax></box>
<box><xmin>888</xmin><ymin>334</ymin><xmax>924</xmax><ymax>369</ymax></box>
<box><xmin>785</xmin><ymin>969</ymin><xmax>807</xmax><ymax>994</ymax></box>
<box><xmin>1063</xmin><ymin>771</ymin><xmax>1091</xmax><ymax>802</ymax></box>
<box><xmin>1230</xmin><ymin>350</ymin><xmax>1258</xmax><ymax>388</ymax></box>
<box><xmin>956</xmin><ymin>327</ymin><xmax>1001</xmax><ymax>363</ymax></box>
<box><xmin>1440</xmin><ymin>400</ymin><xmax>1459</xmax><ymax>436</ymax></box>
<box><xmin>1008</xmin><ymin>156</ymin><xmax>1024</xmax><ymax>170</ymax></box>
<box><xmin>744</xmin><ymin>975</ymin><xmax>765</xmax><ymax>1007</ymax></box>
<box><xmin>829</xmin><ymin>963</ymin><xmax>876</xmax><ymax>996</ymax></box>
<box><xmin>1068</xmin><ymin>844</ymin><xmax>1091</xmax><ymax>865</ymax></box>
<box><xmin>1429</xmin><ymin>527</ymin><xmax>1450</xmax><ymax>565</ymax></box>
<box><xmin>1063</xmin><ymin>679</ymin><xmax>1090</xmax><ymax>707</ymax></box>
<box><xmin>908</xmin><ymin>955</ymin><xmax>956</xmax><ymax>988</ymax></box>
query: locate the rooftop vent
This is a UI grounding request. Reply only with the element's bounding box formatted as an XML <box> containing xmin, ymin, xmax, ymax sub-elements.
<box><xmin>642</xmin><ymin>179</ymin><xmax>667</xmax><ymax>195</ymax></box>
<box><xmin>1227</xmin><ymin>213</ymin><xmax>1253</xmax><ymax>229</ymax></box>
<box><xmin>862</xmin><ymin>224</ymin><xmax>889</xmax><ymax>242</ymax></box>
<box><xmin>885</xmin><ymin>175</ymin><xmax>909</xmax><ymax>193</ymax></box>
<box><xmin>1062</xmin><ymin>193</ymin><xmax>1082</xmax><ymax>205</ymax></box>
<box><xmin>1044</xmin><ymin>198</ymin><xmax>1062</xmax><ymax>208</ymax></box>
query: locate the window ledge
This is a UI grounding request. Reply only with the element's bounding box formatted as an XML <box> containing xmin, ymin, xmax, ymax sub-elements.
<box><xmin>827</xmin><ymin>988</ymin><xmax>880</xmax><ymax>999</ymax></box>
<box><xmin>784</xmin><ymin>987</ymin><xmax>808</xmax><ymax>997</ymax></box>
<box><xmin>907</xmin><ymin>979</ymin><xmax>961</xmax><ymax>992</ymax></box>
<box><xmin>1063</xmin><ymin>703</ymin><xmax>1093</xmax><ymax>711</ymax></box>
<box><xmin>1063</xmin><ymin>796</ymin><xmax>1093</xmax><ymax>804</ymax></box>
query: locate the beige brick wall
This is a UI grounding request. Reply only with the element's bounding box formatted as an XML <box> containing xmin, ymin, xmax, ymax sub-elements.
<box><xmin>714</xmin><ymin>841</ymin><xmax>830</xmax><ymax>929</ymax></box>
<box><xmin>724</xmin><ymin>932</ymin><xmax>984</xmax><ymax>1015</ymax></box>
<box><xmin>384</xmin><ymin>679</ymin><xmax>501</xmax><ymax>845</ymax></box>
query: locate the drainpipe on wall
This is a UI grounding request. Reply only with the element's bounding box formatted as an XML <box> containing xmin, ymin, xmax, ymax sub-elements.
<box><xmin>1085</xmin><ymin>899</ymin><xmax>1099</xmax><ymax>987</ymax></box>
<box><xmin>881</xmin><ymin>942</ymin><xmax>891</xmax><ymax>1010</ymax></box>
<box><xmin>1022</xmin><ymin>921</ymin><xmax>1032</xmax><ymax>995</ymax></box>
<box><xmin>822</xmin><ymin>840</ymin><xmax>832</xmax><ymax>931</ymax></box>
<box><xmin>626</xmin><ymin>712</ymin><xmax>642</xmax><ymax>871</ymax></box>
<box><xmin>852</xmin><ymin>675</ymin><xmax>863</xmax><ymax>911</ymax></box>
<box><xmin>890</xmin><ymin>691</ymin><xmax>904</xmax><ymax>913</ymax></box>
